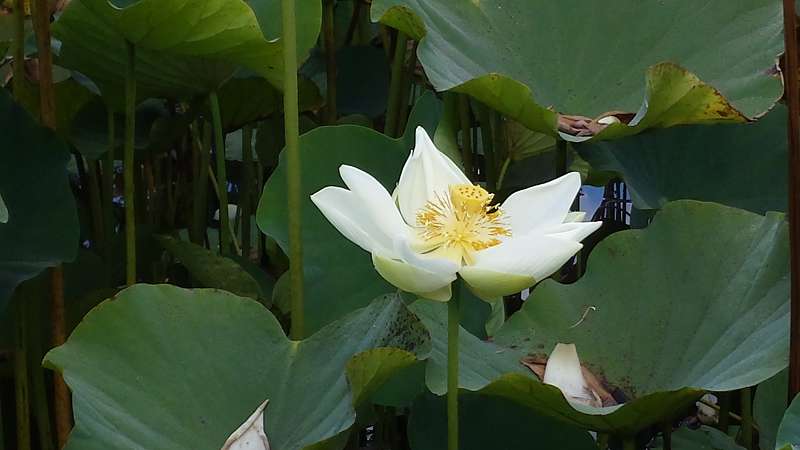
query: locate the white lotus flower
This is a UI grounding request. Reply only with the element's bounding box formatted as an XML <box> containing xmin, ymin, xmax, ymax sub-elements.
<box><xmin>310</xmin><ymin>127</ymin><xmax>601</xmax><ymax>301</ymax></box>
<box><xmin>544</xmin><ymin>343</ymin><xmax>600</xmax><ymax>407</ymax></box>
<box><xmin>221</xmin><ymin>400</ymin><xmax>270</xmax><ymax>450</ymax></box>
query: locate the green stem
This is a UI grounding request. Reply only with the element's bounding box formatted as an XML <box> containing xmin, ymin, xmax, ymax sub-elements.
<box><xmin>86</xmin><ymin>158</ymin><xmax>105</xmax><ymax>249</ymax></box>
<box><xmin>447</xmin><ymin>281</ymin><xmax>461</xmax><ymax>450</ymax></box>
<box><xmin>12</xmin><ymin>0</ymin><xmax>24</xmax><ymax>97</ymax></box>
<box><xmin>102</xmin><ymin>107</ymin><xmax>115</xmax><ymax>263</ymax></box>
<box><xmin>482</xmin><ymin>109</ymin><xmax>497</xmax><ymax>192</ymax></box>
<box><xmin>622</xmin><ymin>436</ymin><xmax>636</xmax><ymax>450</ymax></box>
<box><xmin>29</xmin><ymin>295</ymin><xmax>54</xmax><ymax>450</ymax></box>
<box><xmin>718</xmin><ymin>391</ymin><xmax>731</xmax><ymax>432</ymax></box>
<box><xmin>208</xmin><ymin>91</ymin><xmax>231</xmax><ymax>255</ymax></box>
<box><xmin>458</xmin><ymin>95</ymin><xmax>473</xmax><ymax>179</ymax></box>
<box><xmin>190</xmin><ymin>122</ymin><xmax>211</xmax><ymax>245</ymax></box>
<box><xmin>385</xmin><ymin>31</ymin><xmax>408</xmax><ymax>137</ymax></box>
<box><xmin>596</xmin><ymin>433</ymin><xmax>609</xmax><ymax>450</ymax></box>
<box><xmin>241</xmin><ymin>125</ymin><xmax>254</xmax><ymax>258</ymax></box>
<box><xmin>395</xmin><ymin>40</ymin><xmax>417</xmax><ymax>134</ymax></box>
<box><xmin>13</xmin><ymin>298</ymin><xmax>30</xmax><ymax>450</ymax></box>
<box><xmin>556</xmin><ymin>138</ymin><xmax>568</xmax><ymax>176</ymax></box>
<box><xmin>322</xmin><ymin>0</ymin><xmax>337</xmax><ymax>124</ymax></box>
<box><xmin>283</xmin><ymin>0</ymin><xmax>305</xmax><ymax>340</ymax></box>
<box><xmin>124</xmin><ymin>41</ymin><xmax>137</xmax><ymax>285</ymax></box>
<box><xmin>740</xmin><ymin>388</ymin><xmax>753</xmax><ymax>450</ymax></box>
<box><xmin>661</xmin><ymin>422</ymin><xmax>672</xmax><ymax>450</ymax></box>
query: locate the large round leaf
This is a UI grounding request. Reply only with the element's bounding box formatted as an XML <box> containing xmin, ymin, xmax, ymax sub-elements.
<box><xmin>0</xmin><ymin>90</ymin><xmax>78</xmax><ymax>310</ymax></box>
<box><xmin>256</xmin><ymin>93</ymin><xmax>441</xmax><ymax>333</ymax></box>
<box><xmin>777</xmin><ymin>394</ymin><xmax>800</xmax><ymax>450</ymax></box>
<box><xmin>755</xmin><ymin>369</ymin><xmax>789</xmax><ymax>450</ymax></box>
<box><xmin>44</xmin><ymin>285</ymin><xmax>429</xmax><ymax>450</ymax></box>
<box><xmin>484</xmin><ymin>200</ymin><xmax>789</xmax><ymax>434</ymax></box>
<box><xmin>578</xmin><ymin>105</ymin><xmax>788</xmax><ymax>214</ymax></box>
<box><xmin>371</xmin><ymin>0</ymin><xmax>784</xmax><ymax>139</ymax></box>
<box><xmin>408</xmin><ymin>392</ymin><xmax>598</xmax><ymax>450</ymax></box>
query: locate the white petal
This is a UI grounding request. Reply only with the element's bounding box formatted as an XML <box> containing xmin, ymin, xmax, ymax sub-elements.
<box><xmin>310</xmin><ymin>187</ymin><xmax>394</xmax><ymax>256</ymax></box>
<box><xmin>463</xmin><ymin>233</ymin><xmax>582</xmax><ymax>285</ymax></box>
<box><xmin>501</xmin><ymin>172</ymin><xmax>582</xmax><ymax>235</ymax></box>
<box><xmin>395</xmin><ymin>238</ymin><xmax>460</xmax><ymax>276</ymax></box>
<box><xmin>542</xmin><ymin>221</ymin><xmax>602</xmax><ymax>243</ymax></box>
<box><xmin>395</xmin><ymin>127</ymin><xmax>470</xmax><ymax>223</ymax></box>
<box><xmin>372</xmin><ymin>253</ymin><xmax>456</xmax><ymax>301</ymax></box>
<box><xmin>543</xmin><ymin>344</ymin><xmax>595</xmax><ymax>406</ymax></box>
<box><xmin>221</xmin><ymin>400</ymin><xmax>270</xmax><ymax>450</ymax></box>
<box><xmin>339</xmin><ymin>165</ymin><xmax>408</xmax><ymax>238</ymax></box>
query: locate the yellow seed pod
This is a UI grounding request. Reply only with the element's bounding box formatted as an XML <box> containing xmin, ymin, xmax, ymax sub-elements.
<box><xmin>449</xmin><ymin>184</ymin><xmax>492</xmax><ymax>214</ymax></box>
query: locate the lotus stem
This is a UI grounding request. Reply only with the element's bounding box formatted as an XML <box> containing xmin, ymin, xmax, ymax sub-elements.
<box><xmin>781</xmin><ymin>0</ymin><xmax>800</xmax><ymax>400</ymax></box>
<box><xmin>322</xmin><ymin>0</ymin><xmax>337</xmax><ymax>123</ymax></box>
<box><xmin>718</xmin><ymin>392</ymin><xmax>731</xmax><ymax>432</ymax></box>
<box><xmin>740</xmin><ymin>388</ymin><xmax>753</xmax><ymax>449</ymax></box>
<box><xmin>661</xmin><ymin>422</ymin><xmax>672</xmax><ymax>450</ymax></box>
<box><xmin>29</xmin><ymin>295</ymin><xmax>55</xmax><ymax>450</ymax></box>
<box><xmin>458</xmin><ymin>95</ymin><xmax>473</xmax><ymax>179</ymax></box>
<box><xmin>556</xmin><ymin>139</ymin><xmax>568</xmax><ymax>176</ymax></box>
<box><xmin>32</xmin><ymin>0</ymin><xmax>72</xmax><ymax>442</ymax></box>
<box><xmin>13</xmin><ymin>298</ymin><xmax>31</xmax><ymax>450</ymax></box>
<box><xmin>86</xmin><ymin>158</ymin><xmax>105</xmax><ymax>248</ymax></box>
<box><xmin>622</xmin><ymin>436</ymin><xmax>636</xmax><ymax>450</ymax></box>
<box><xmin>206</xmin><ymin>163</ymin><xmax>241</xmax><ymax>255</ymax></box>
<box><xmin>396</xmin><ymin>40</ymin><xmax>417</xmax><ymax>134</ymax></box>
<box><xmin>447</xmin><ymin>280</ymin><xmax>461</xmax><ymax>450</ymax></box>
<box><xmin>385</xmin><ymin>31</ymin><xmax>408</xmax><ymax>137</ymax></box>
<box><xmin>482</xmin><ymin>109</ymin><xmax>497</xmax><ymax>192</ymax></box>
<box><xmin>282</xmin><ymin>0</ymin><xmax>305</xmax><ymax>340</ymax></box>
<box><xmin>102</xmin><ymin>107</ymin><xmax>116</xmax><ymax>263</ymax></box>
<box><xmin>124</xmin><ymin>41</ymin><xmax>137</xmax><ymax>285</ymax></box>
<box><xmin>208</xmin><ymin>90</ymin><xmax>232</xmax><ymax>255</ymax></box>
<box><xmin>12</xmin><ymin>0</ymin><xmax>24</xmax><ymax>96</ymax></box>
<box><xmin>241</xmin><ymin>124</ymin><xmax>254</xmax><ymax>258</ymax></box>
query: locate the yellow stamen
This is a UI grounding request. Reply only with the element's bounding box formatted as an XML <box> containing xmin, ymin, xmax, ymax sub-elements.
<box><xmin>415</xmin><ymin>184</ymin><xmax>511</xmax><ymax>265</ymax></box>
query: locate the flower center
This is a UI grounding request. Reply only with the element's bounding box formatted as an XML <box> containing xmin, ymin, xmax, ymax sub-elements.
<box><xmin>414</xmin><ymin>184</ymin><xmax>511</xmax><ymax>265</ymax></box>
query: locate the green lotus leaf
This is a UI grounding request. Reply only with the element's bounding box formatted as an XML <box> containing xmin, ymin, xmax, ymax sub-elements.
<box><xmin>755</xmin><ymin>370</ymin><xmax>789</xmax><ymax>450</ymax></box>
<box><xmin>578</xmin><ymin>105</ymin><xmax>788</xmax><ymax>214</ymax></box>
<box><xmin>371</xmin><ymin>0</ymin><xmax>783</xmax><ymax>139</ymax></box>
<box><xmin>79</xmin><ymin>0</ymin><xmax>282</xmax><ymax>84</ymax></box>
<box><xmin>408</xmin><ymin>300</ymin><xmax>529</xmax><ymax>395</ymax></box>
<box><xmin>777</xmin><ymin>394</ymin><xmax>800</xmax><ymax>450</ymax></box>
<box><xmin>655</xmin><ymin>426</ymin><xmax>744</xmax><ymax>450</ymax></box>
<box><xmin>256</xmin><ymin>93</ymin><xmax>441</xmax><ymax>333</ymax></box>
<box><xmin>245</xmin><ymin>0</ymin><xmax>322</xmax><ymax>63</ymax></box>
<box><xmin>0</xmin><ymin>90</ymin><xmax>78</xmax><ymax>310</ymax></box>
<box><xmin>54</xmin><ymin>0</ymin><xmax>249</xmax><ymax>102</ymax></box>
<box><xmin>484</xmin><ymin>200</ymin><xmax>789</xmax><ymax>434</ymax></box>
<box><xmin>408</xmin><ymin>392</ymin><xmax>598</xmax><ymax>450</ymax></box>
<box><xmin>44</xmin><ymin>285</ymin><xmax>430</xmax><ymax>450</ymax></box>
<box><xmin>156</xmin><ymin>235</ymin><xmax>264</xmax><ymax>301</ymax></box>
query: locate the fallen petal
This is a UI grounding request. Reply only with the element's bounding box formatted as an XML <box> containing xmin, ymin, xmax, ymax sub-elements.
<box><xmin>221</xmin><ymin>400</ymin><xmax>270</xmax><ymax>450</ymax></box>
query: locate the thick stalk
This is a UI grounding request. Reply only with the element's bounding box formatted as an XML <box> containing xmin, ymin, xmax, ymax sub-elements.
<box><xmin>241</xmin><ymin>125</ymin><xmax>254</xmax><ymax>258</ymax></box>
<box><xmin>322</xmin><ymin>0</ymin><xmax>337</xmax><ymax>123</ymax></box>
<box><xmin>661</xmin><ymin>423</ymin><xmax>672</xmax><ymax>450</ymax></box>
<box><xmin>86</xmin><ymin>159</ymin><xmax>105</xmax><ymax>249</ymax></box>
<box><xmin>718</xmin><ymin>392</ymin><xmax>731</xmax><ymax>432</ymax></box>
<box><xmin>282</xmin><ymin>0</ymin><xmax>305</xmax><ymax>340</ymax></box>
<box><xmin>740</xmin><ymin>388</ymin><xmax>753</xmax><ymax>450</ymax></box>
<box><xmin>12</xmin><ymin>0</ymin><xmax>24</xmax><ymax>96</ymax></box>
<box><xmin>124</xmin><ymin>41</ymin><xmax>137</xmax><ymax>285</ymax></box>
<box><xmin>458</xmin><ymin>95</ymin><xmax>473</xmax><ymax>179</ymax></box>
<box><xmin>208</xmin><ymin>91</ymin><xmax>231</xmax><ymax>255</ymax></box>
<box><xmin>31</xmin><ymin>0</ymin><xmax>71</xmax><ymax>443</ymax></box>
<box><xmin>29</xmin><ymin>295</ymin><xmax>54</xmax><ymax>450</ymax></box>
<box><xmin>782</xmin><ymin>0</ymin><xmax>800</xmax><ymax>400</ymax></box>
<box><xmin>385</xmin><ymin>31</ymin><xmax>408</xmax><ymax>137</ymax></box>
<box><xmin>622</xmin><ymin>437</ymin><xmax>636</xmax><ymax>450</ymax></box>
<box><xmin>13</xmin><ymin>299</ymin><xmax>31</xmax><ymax>450</ymax></box>
<box><xmin>482</xmin><ymin>110</ymin><xmax>497</xmax><ymax>191</ymax></box>
<box><xmin>102</xmin><ymin>107</ymin><xmax>115</xmax><ymax>263</ymax></box>
<box><xmin>447</xmin><ymin>281</ymin><xmax>461</xmax><ymax>450</ymax></box>
<box><xmin>395</xmin><ymin>41</ymin><xmax>417</xmax><ymax>134</ymax></box>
